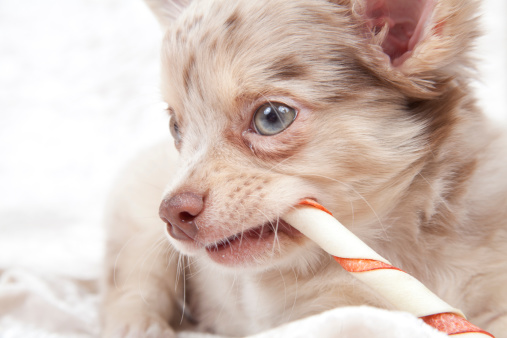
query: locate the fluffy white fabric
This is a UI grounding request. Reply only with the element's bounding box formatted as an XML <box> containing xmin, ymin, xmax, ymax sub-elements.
<box><xmin>0</xmin><ymin>0</ymin><xmax>505</xmax><ymax>337</ymax></box>
<box><xmin>0</xmin><ymin>269</ymin><xmax>445</xmax><ymax>338</ymax></box>
<box><xmin>250</xmin><ymin>307</ymin><xmax>447</xmax><ymax>338</ymax></box>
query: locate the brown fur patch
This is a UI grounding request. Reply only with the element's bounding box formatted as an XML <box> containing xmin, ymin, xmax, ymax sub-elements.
<box><xmin>267</xmin><ymin>55</ymin><xmax>309</xmax><ymax>81</ymax></box>
<box><xmin>224</xmin><ymin>10</ymin><xmax>241</xmax><ymax>30</ymax></box>
<box><xmin>408</xmin><ymin>85</ymin><xmax>464</xmax><ymax>151</ymax></box>
<box><xmin>183</xmin><ymin>53</ymin><xmax>196</xmax><ymax>95</ymax></box>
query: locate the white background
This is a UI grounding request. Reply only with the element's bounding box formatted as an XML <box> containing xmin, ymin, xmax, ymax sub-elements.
<box><xmin>0</xmin><ymin>0</ymin><xmax>506</xmax><ymax>280</ymax></box>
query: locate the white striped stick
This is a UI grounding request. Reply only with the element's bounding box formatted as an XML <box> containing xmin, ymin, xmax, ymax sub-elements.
<box><xmin>282</xmin><ymin>200</ymin><xmax>494</xmax><ymax>337</ymax></box>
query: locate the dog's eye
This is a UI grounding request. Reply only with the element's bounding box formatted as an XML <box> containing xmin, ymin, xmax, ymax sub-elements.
<box><xmin>253</xmin><ymin>102</ymin><xmax>297</xmax><ymax>136</ymax></box>
<box><xmin>169</xmin><ymin>115</ymin><xmax>181</xmax><ymax>144</ymax></box>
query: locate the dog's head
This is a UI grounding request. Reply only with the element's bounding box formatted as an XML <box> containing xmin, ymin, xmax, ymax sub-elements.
<box><xmin>146</xmin><ymin>0</ymin><xmax>479</xmax><ymax>270</ymax></box>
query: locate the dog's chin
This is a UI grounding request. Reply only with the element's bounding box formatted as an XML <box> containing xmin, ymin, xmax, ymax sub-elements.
<box><xmin>166</xmin><ymin>220</ymin><xmax>308</xmax><ymax>270</ymax></box>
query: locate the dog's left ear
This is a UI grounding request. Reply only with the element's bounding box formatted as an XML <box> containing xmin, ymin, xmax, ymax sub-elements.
<box><xmin>345</xmin><ymin>0</ymin><xmax>480</xmax><ymax>97</ymax></box>
<box><xmin>144</xmin><ymin>0</ymin><xmax>193</xmax><ymax>29</ymax></box>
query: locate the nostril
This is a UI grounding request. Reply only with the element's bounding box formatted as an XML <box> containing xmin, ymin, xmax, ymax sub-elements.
<box><xmin>179</xmin><ymin>211</ymin><xmax>196</xmax><ymax>223</ymax></box>
<box><xmin>166</xmin><ymin>221</ymin><xmax>194</xmax><ymax>241</ymax></box>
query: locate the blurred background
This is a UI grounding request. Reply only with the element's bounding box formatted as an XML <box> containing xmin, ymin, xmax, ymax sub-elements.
<box><xmin>0</xmin><ymin>0</ymin><xmax>167</xmax><ymax>279</ymax></box>
<box><xmin>0</xmin><ymin>0</ymin><xmax>505</xmax><ymax>334</ymax></box>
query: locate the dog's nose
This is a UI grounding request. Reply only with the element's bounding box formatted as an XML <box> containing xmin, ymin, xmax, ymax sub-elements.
<box><xmin>159</xmin><ymin>192</ymin><xmax>203</xmax><ymax>241</ymax></box>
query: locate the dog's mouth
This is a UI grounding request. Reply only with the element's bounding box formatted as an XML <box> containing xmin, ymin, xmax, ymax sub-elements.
<box><xmin>204</xmin><ymin>220</ymin><xmax>302</xmax><ymax>265</ymax></box>
<box><xmin>205</xmin><ymin>225</ymin><xmax>274</xmax><ymax>252</ymax></box>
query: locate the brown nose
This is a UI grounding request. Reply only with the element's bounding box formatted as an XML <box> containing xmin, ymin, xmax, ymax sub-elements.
<box><xmin>159</xmin><ymin>192</ymin><xmax>203</xmax><ymax>241</ymax></box>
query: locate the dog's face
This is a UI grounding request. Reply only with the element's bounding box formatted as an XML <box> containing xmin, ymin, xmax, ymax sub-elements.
<box><xmin>153</xmin><ymin>0</ymin><xmax>478</xmax><ymax>270</ymax></box>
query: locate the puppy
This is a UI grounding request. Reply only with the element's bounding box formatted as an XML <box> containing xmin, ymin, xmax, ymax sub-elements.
<box><xmin>101</xmin><ymin>0</ymin><xmax>507</xmax><ymax>336</ymax></box>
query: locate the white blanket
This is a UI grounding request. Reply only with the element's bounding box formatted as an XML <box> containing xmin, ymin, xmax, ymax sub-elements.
<box><xmin>0</xmin><ymin>0</ymin><xmax>505</xmax><ymax>337</ymax></box>
<box><xmin>0</xmin><ymin>268</ymin><xmax>445</xmax><ymax>337</ymax></box>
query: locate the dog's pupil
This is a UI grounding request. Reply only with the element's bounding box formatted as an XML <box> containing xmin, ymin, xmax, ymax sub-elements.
<box><xmin>264</xmin><ymin>107</ymin><xmax>279</xmax><ymax>124</ymax></box>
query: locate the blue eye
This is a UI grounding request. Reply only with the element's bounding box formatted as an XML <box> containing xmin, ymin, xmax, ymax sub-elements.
<box><xmin>253</xmin><ymin>102</ymin><xmax>297</xmax><ymax>135</ymax></box>
<box><xmin>169</xmin><ymin>115</ymin><xmax>181</xmax><ymax>144</ymax></box>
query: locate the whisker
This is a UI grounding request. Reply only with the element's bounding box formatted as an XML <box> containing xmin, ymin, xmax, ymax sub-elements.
<box><xmin>138</xmin><ymin>238</ymin><xmax>167</xmax><ymax>304</ymax></box>
<box><xmin>122</xmin><ymin>236</ymin><xmax>165</xmax><ymax>289</ymax></box>
<box><xmin>165</xmin><ymin>246</ymin><xmax>179</xmax><ymax>272</ymax></box>
<box><xmin>185</xmin><ymin>256</ymin><xmax>207</xmax><ymax>278</ymax></box>
<box><xmin>234</xmin><ymin>201</ymin><xmax>247</xmax><ymax>248</ymax></box>
<box><xmin>143</xmin><ymin>239</ymin><xmax>169</xmax><ymax>285</ymax></box>
<box><xmin>113</xmin><ymin>234</ymin><xmax>138</xmax><ymax>290</ymax></box>
<box><xmin>216</xmin><ymin>273</ymin><xmax>237</xmax><ymax>322</ymax></box>
<box><xmin>254</xmin><ymin>208</ymin><xmax>275</xmax><ymax>249</ymax></box>
<box><xmin>350</xmin><ymin>200</ymin><xmax>355</xmax><ymax>228</ymax></box>
<box><xmin>294</xmin><ymin>172</ymin><xmax>388</xmax><ymax>239</ymax></box>
<box><xmin>287</xmin><ymin>267</ymin><xmax>299</xmax><ymax>322</ymax></box>
<box><xmin>271</xmin><ymin>217</ymin><xmax>282</xmax><ymax>255</ymax></box>
<box><xmin>175</xmin><ymin>253</ymin><xmax>184</xmax><ymax>291</ymax></box>
<box><xmin>277</xmin><ymin>267</ymin><xmax>288</xmax><ymax>317</ymax></box>
<box><xmin>180</xmin><ymin>255</ymin><xmax>187</xmax><ymax>325</ymax></box>
<box><xmin>417</xmin><ymin>172</ymin><xmax>451</xmax><ymax>212</ymax></box>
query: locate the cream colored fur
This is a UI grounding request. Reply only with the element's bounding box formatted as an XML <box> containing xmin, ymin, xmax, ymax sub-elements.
<box><xmin>101</xmin><ymin>0</ymin><xmax>507</xmax><ymax>337</ymax></box>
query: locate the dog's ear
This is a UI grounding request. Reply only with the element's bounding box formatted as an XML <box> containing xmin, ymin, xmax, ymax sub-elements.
<box><xmin>144</xmin><ymin>0</ymin><xmax>193</xmax><ymax>29</ymax></box>
<box><xmin>348</xmin><ymin>0</ymin><xmax>480</xmax><ymax>97</ymax></box>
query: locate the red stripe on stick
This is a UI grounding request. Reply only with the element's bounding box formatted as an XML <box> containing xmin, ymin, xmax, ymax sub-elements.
<box><xmin>298</xmin><ymin>199</ymin><xmax>333</xmax><ymax>215</ymax></box>
<box><xmin>421</xmin><ymin>313</ymin><xmax>495</xmax><ymax>337</ymax></box>
<box><xmin>333</xmin><ymin>257</ymin><xmax>402</xmax><ymax>273</ymax></box>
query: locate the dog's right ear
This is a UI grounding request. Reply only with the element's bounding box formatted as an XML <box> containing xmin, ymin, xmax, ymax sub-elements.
<box><xmin>144</xmin><ymin>0</ymin><xmax>193</xmax><ymax>29</ymax></box>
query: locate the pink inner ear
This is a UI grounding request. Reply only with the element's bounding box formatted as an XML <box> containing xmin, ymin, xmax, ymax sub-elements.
<box><xmin>365</xmin><ymin>0</ymin><xmax>435</xmax><ymax>66</ymax></box>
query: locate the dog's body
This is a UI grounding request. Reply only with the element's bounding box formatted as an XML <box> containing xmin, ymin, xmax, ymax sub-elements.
<box><xmin>101</xmin><ymin>0</ymin><xmax>507</xmax><ymax>336</ymax></box>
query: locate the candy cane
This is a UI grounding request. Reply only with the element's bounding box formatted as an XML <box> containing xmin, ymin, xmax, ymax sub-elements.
<box><xmin>282</xmin><ymin>200</ymin><xmax>494</xmax><ymax>337</ymax></box>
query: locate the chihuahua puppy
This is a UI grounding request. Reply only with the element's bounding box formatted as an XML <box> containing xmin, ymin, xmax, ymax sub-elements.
<box><xmin>101</xmin><ymin>0</ymin><xmax>507</xmax><ymax>337</ymax></box>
